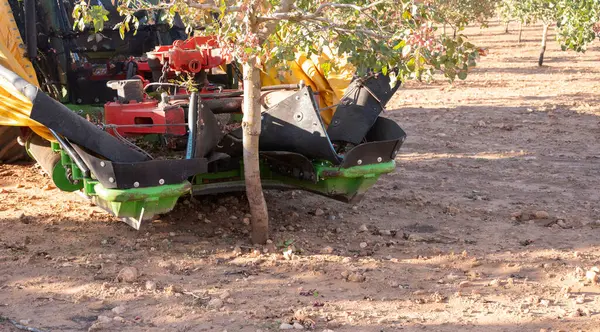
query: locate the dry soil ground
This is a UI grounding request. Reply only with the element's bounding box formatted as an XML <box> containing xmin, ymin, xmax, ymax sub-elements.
<box><xmin>2</xmin><ymin>22</ymin><xmax>600</xmax><ymax>332</ymax></box>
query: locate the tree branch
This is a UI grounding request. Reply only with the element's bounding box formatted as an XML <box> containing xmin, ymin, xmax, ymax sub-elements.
<box><xmin>258</xmin><ymin>0</ymin><xmax>295</xmax><ymax>43</ymax></box>
<box><xmin>185</xmin><ymin>1</ymin><xmax>239</xmax><ymax>12</ymax></box>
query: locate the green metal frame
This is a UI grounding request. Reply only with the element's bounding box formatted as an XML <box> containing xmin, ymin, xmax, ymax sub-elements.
<box><xmin>41</xmin><ymin>142</ymin><xmax>395</xmax><ymax>227</ymax></box>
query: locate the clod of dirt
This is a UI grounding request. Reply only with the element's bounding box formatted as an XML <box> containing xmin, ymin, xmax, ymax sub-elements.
<box><xmin>314</xmin><ymin>208</ymin><xmax>325</xmax><ymax>216</ymax></box>
<box><xmin>431</xmin><ymin>292</ymin><xmax>447</xmax><ymax>303</ymax></box>
<box><xmin>570</xmin><ymin>308</ymin><xmax>584</xmax><ymax>317</ymax></box>
<box><xmin>489</xmin><ymin>279</ymin><xmax>501</xmax><ymax>287</ymax></box>
<box><xmin>444</xmin><ymin>206</ymin><xmax>460</xmax><ymax>215</ymax></box>
<box><xmin>219</xmin><ymin>291</ymin><xmax>231</xmax><ymax>300</ymax></box>
<box><xmin>113</xmin><ymin>316</ymin><xmax>125</xmax><ymax>323</ymax></box>
<box><xmin>111</xmin><ymin>305</ymin><xmax>126</xmax><ymax>315</ymax></box>
<box><xmin>458</xmin><ymin>281</ymin><xmax>472</xmax><ymax>288</ymax></box>
<box><xmin>280</xmin><ymin>323</ymin><xmax>294</xmax><ymax>330</ymax></box>
<box><xmin>359</xmin><ymin>242</ymin><xmax>368</xmax><ymax>249</ymax></box>
<box><xmin>165</xmin><ymin>284</ymin><xmax>184</xmax><ymax>295</ymax></box>
<box><xmin>575</xmin><ymin>294</ymin><xmax>585</xmax><ymax>304</ymax></box>
<box><xmin>585</xmin><ymin>267</ymin><xmax>599</xmax><ymax>284</ymax></box>
<box><xmin>292</xmin><ymin>322</ymin><xmax>304</xmax><ymax>329</ymax></box>
<box><xmin>320</xmin><ymin>246</ymin><xmax>334</xmax><ymax>254</ymax></box>
<box><xmin>345</xmin><ymin>272</ymin><xmax>366</xmax><ymax>283</ymax></box>
<box><xmin>477</xmin><ymin>120</ymin><xmax>487</xmax><ymax>127</ymax></box>
<box><xmin>117</xmin><ymin>267</ymin><xmax>139</xmax><ymax>283</ymax></box>
<box><xmin>88</xmin><ymin>315</ymin><xmax>113</xmax><ymax>332</ymax></box>
<box><xmin>145</xmin><ymin>280</ymin><xmax>157</xmax><ymax>291</ymax></box>
<box><xmin>18</xmin><ymin>212</ymin><xmax>30</xmax><ymax>224</ymax></box>
<box><xmin>42</xmin><ymin>184</ymin><xmax>55</xmax><ymax>191</ymax></box>
<box><xmin>534</xmin><ymin>211</ymin><xmax>550</xmax><ymax>219</ymax></box>
<box><xmin>207</xmin><ymin>298</ymin><xmax>224</xmax><ymax>309</ymax></box>
<box><xmin>358</xmin><ymin>224</ymin><xmax>368</xmax><ymax>233</ymax></box>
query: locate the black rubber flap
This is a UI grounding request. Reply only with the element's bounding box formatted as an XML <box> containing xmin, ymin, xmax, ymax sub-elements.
<box><xmin>259</xmin><ymin>86</ymin><xmax>339</xmax><ymax>164</ymax></box>
<box><xmin>327</xmin><ymin>74</ymin><xmax>401</xmax><ymax>145</ymax></box>
<box><xmin>340</xmin><ymin>117</ymin><xmax>406</xmax><ymax>168</ymax></box>
<box><xmin>72</xmin><ymin>145</ymin><xmax>207</xmax><ymax>189</ymax></box>
<box><xmin>29</xmin><ymin>92</ymin><xmax>149</xmax><ymax>163</ymax></box>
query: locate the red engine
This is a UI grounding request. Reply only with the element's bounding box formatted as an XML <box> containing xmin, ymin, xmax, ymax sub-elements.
<box><xmin>103</xmin><ymin>36</ymin><xmax>232</xmax><ymax>138</ymax></box>
<box><xmin>147</xmin><ymin>36</ymin><xmax>227</xmax><ymax>73</ymax></box>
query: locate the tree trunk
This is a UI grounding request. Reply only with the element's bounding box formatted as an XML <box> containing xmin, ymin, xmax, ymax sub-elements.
<box><xmin>443</xmin><ymin>24</ymin><xmax>446</xmax><ymax>35</ymax></box>
<box><xmin>518</xmin><ymin>22</ymin><xmax>523</xmax><ymax>43</ymax></box>
<box><xmin>241</xmin><ymin>59</ymin><xmax>269</xmax><ymax>244</ymax></box>
<box><xmin>538</xmin><ymin>24</ymin><xmax>549</xmax><ymax>67</ymax></box>
<box><xmin>504</xmin><ymin>21</ymin><xmax>509</xmax><ymax>34</ymax></box>
<box><xmin>453</xmin><ymin>28</ymin><xmax>457</xmax><ymax>38</ymax></box>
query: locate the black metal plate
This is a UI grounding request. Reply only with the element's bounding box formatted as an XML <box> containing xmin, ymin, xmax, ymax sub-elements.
<box><xmin>72</xmin><ymin>145</ymin><xmax>207</xmax><ymax>189</ymax></box>
<box><xmin>327</xmin><ymin>74</ymin><xmax>401</xmax><ymax>145</ymax></box>
<box><xmin>259</xmin><ymin>87</ymin><xmax>339</xmax><ymax>164</ymax></box>
<box><xmin>340</xmin><ymin>117</ymin><xmax>406</xmax><ymax>168</ymax></box>
<box><xmin>195</xmin><ymin>98</ymin><xmax>224</xmax><ymax>158</ymax></box>
<box><xmin>213</xmin><ymin>87</ymin><xmax>340</xmax><ymax>164</ymax></box>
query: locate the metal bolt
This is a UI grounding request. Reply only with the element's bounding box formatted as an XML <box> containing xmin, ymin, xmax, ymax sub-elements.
<box><xmin>377</xmin><ymin>157</ymin><xmax>382</xmax><ymax>162</ymax></box>
<box><xmin>133</xmin><ymin>182</ymin><xmax>140</xmax><ymax>188</ymax></box>
<box><xmin>357</xmin><ymin>159</ymin><xmax>363</xmax><ymax>165</ymax></box>
<box><xmin>108</xmin><ymin>177</ymin><xmax>115</xmax><ymax>183</ymax></box>
<box><xmin>159</xmin><ymin>179</ymin><xmax>165</xmax><ymax>185</ymax></box>
<box><xmin>295</xmin><ymin>96</ymin><xmax>300</xmax><ymax>100</ymax></box>
<box><xmin>100</xmin><ymin>161</ymin><xmax>105</xmax><ymax>167</ymax></box>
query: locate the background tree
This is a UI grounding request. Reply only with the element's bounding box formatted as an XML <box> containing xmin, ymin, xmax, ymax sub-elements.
<box><xmin>73</xmin><ymin>0</ymin><xmax>481</xmax><ymax>244</ymax></box>
<box><xmin>432</xmin><ymin>0</ymin><xmax>499</xmax><ymax>37</ymax></box>
<box><xmin>499</xmin><ymin>0</ymin><xmax>600</xmax><ymax>65</ymax></box>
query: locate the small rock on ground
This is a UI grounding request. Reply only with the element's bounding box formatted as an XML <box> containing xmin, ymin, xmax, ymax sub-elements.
<box><xmin>111</xmin><ymin>305</ymin><xmax>126</xmax><ymax>315</ymax></box>
<box><xmin>280</xmin><ymin>323</ymin><xmax>294</xmax><ymax>330</ymax></box>
<box><xmin>207</xmin><ymin>298</ymin><xmax>224</xmax><ymax>309</ymax></box>
<box><xmin>117</xmin><ymin>267</ymin><xmax>139</xmax><ymax>283</ymax></box>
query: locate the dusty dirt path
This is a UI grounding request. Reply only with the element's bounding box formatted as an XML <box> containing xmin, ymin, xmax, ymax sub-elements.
<box><xmin>2</xmin><ymin>22</ymin><xmax>600</xmax><ymax>332</ymax></box>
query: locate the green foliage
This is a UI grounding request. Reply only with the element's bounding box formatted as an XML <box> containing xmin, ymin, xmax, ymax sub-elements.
<box><xmin>432</xmin><ymin>0</ymin><xmax>499</xmax><ymax>32</ymax></box>
<box><xmin>72</xmin><ymin>1</ymin><xmax>109</xmax><ymax>32</ymax></box>
<box><xmin>72</xmin><ymin>0</ymin><xmax>485</xmax><ymax>82</ymax></box>
<box><xmin>555</xmin><ymin>0</ymin><xmax>600</xmax><ymax>52</ymax></box>
<box><xmin>500</xmin><ymin>0</ymin><xmax>600</xmax><ymax>52</ymax></box>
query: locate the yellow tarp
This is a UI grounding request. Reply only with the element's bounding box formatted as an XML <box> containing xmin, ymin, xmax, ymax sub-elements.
<box><xmin>0</xmin><ymin>0</ymin><xmax>53</xmax><ymax>140</ymax></box>
<box><xmin>261</xmin><ymin>47</ymin><xmax>355</xmax><ymax>125</ymax></box>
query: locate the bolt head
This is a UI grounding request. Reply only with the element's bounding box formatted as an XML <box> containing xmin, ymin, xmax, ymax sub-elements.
<box><xmin>159</xmin><ymin>179</ymin><xmax>165</xmax><ymax>185</ymax></box>
<box><xmin>377</xmin><ymin>157</ymin><xmax>383</xmax><ymax>162</ymax></box>
<box><xmin>108</xmin><ymin>177</ymin><xmax>115</xmax><ymax>183</ymax></box>
<box><xmin>357</xmin><ymin>159</ymin><xmax>363</xmax><ymax>165</ymax></box>
<box><xmin>133</xmin><ymin>182</ymin><xmax>140</xmax><ymax>188</ymax></box>
<box><xmin>100</xmin><ymin>161</ymin><xmax>105</xmax><ymax>167</ymax></box>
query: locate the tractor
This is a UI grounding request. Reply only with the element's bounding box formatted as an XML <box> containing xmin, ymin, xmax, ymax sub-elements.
<box><xmin>0</xmin><ymin>0</ymin><xmax>406</xmax><ymax>229</ymax></box>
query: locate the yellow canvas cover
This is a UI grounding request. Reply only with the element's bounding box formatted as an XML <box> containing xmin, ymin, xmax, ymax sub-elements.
<box><xmin>0</xmin><ymin>0</ymin><xmax>54</xmax><ymax>140</ymax></box>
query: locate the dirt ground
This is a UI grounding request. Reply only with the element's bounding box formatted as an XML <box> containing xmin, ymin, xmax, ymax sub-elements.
<box><xmin>2</xmin><ymin>22</ymin><xmax>600</xmax><ymax>332</ymax></box>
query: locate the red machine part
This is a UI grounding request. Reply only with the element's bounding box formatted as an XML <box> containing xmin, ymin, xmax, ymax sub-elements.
<box><xmin>147</xmin><ymin>36</ymin><xmax>227</xmax><ymax>73</ymax></box>
<box><xmin>103</xmin><ymin>36</ymin><xmax>232</xmax><ymax>138</ymax></box>
<box><xmin>104</xmin><ymin>99</ymin><xmax>186</xmax><ymax>137</ymax></box>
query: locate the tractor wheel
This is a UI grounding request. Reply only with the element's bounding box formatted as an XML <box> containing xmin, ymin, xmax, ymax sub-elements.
<box><xmin>0</xmin><ymin>126</ymin><xmax>29</xmax><ymax>163</ymax></box>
